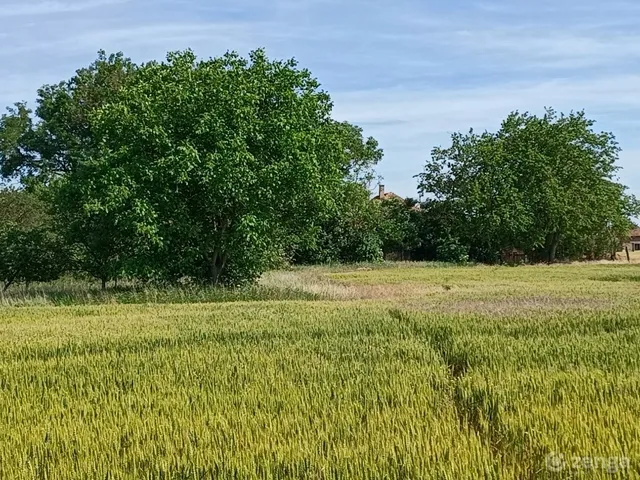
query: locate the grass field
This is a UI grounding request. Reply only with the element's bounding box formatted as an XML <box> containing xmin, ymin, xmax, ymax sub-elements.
<box><xmin>1</xmin><ymin>263</ymin><xmax>639</xmax><ymax>478</ymax></box>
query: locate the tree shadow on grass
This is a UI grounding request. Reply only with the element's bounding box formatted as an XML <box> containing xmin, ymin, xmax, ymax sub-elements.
<box><xmin>0</xmin><ymin>283</ymin><xmax>321</xmax><ymax>307</ymax></box>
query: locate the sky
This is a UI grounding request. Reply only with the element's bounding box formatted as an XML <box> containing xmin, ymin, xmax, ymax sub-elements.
<box><xmin>1</xmin><ymin>0</ymin><xmax>640</xmax><ymax>199</ymax></box>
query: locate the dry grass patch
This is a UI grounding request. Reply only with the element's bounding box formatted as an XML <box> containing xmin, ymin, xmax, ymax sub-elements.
<box><xmin>403</xmin><ymin>296</ymin><xmax>616</xmax><ymax>317</ymax></box>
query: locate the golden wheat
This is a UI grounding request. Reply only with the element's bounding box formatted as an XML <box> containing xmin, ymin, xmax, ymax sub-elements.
<box><xmin>1</xmin><ymin>263</ymin><xmax>639</xmax><ymax>478</ymax></box>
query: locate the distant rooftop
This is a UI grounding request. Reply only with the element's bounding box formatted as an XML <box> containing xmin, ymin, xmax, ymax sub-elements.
<box><xmin>372</xmin><ymin>184</ymin><xmax>404</xmax><ymax>201</ymax></box>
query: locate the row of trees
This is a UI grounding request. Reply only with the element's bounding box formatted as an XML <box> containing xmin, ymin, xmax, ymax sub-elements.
<box><xmin>0</xmin><ymin>49</ymin><xmax>637</xmax><ymax>290</ymax></box>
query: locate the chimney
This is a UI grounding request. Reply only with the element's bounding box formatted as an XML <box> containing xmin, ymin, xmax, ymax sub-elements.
<box><xmin>378</xmin><ymin>184</ymin><xmax>385</xmax><ymax>198</ymax></box>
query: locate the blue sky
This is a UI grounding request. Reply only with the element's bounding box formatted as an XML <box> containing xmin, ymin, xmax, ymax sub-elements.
<box><xmin>2</xmin><ymin>0</ymin><xmax>640</xmax><ymax>199</ymax></box>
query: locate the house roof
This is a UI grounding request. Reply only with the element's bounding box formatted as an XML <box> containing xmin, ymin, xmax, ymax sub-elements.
<box><xmin>630</xmin><ymin>228</ymin><xmax>640</xmax><ymax>238</ymax></box>
<box><xmin>372</xmin><ymin>191</ymin><xmax>405</xmax><ymax>201</ymax></box>
<box><xmin>372</xmin><ymin>191</ymin><xmax>422</xmax><ymax>211</ymax></box>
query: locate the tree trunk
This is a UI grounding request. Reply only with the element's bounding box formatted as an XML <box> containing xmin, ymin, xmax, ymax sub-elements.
<box><xmin>101</xmin><ymin>277</ymin><xmax>107</xmax><ymax>291</ymax></box>
<box><xmin>3</xmin><ymin>275</ymin><xmax>16</xmax><ymax>293</ymax></box>
<box><xmin>209</xmin><ymin>251</ymin><xmax>228</xmax><ymax>286</ymax></box>
<box><xmin>547</xmin><ymin>232</ymin><xmax>561</xmax><ymax>263</ymax></box>
<box><xmin>209</xmin><ymin>224</ymin><xmax>229</xmax><ymax>285</ymax></box>
<box><xmin>210</xmin><ymin>250</ymin><xmax>220</xmax><ymax>286</ymax></box>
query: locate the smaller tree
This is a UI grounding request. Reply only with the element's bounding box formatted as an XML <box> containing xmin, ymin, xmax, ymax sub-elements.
<box><xmin>411</xmin><ymin>199</ymin><xmax>470</xmax><ymax>263</ymax></box>
<box><xmin>0</xmin><ymin>227</ymin><xmax>69</xmax><ymax>291</ymax></box>
<box><xmin>417</xmin><ymin>108</ymin><xmax>636</xmax><ymax>263</ymax></box>
<box><xmin>50</xmin><ymin>172</ymin><xmax>138</xmax><ymax>290</ymax></box>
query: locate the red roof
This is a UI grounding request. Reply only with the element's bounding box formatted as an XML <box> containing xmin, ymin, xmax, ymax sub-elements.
<box><xmin>372</xmin><ymin>192</ymin><xmax>405</xmax><ymax>201</ymax></box>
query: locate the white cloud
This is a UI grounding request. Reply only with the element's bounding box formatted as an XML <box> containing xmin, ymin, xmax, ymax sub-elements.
<box><xmin>332</xmin><ymin>74</ymin><xmax>640</xmax><ymax>197</ymax></box>
<box><xmin>53</xmin><ymin>23</ymin><xmax>263</xmax><ymax>52</ymax></box>
<box><xmin>333</xmin><ymin>75</ymin><xmax>640</xmax><ymax>135</ymax></box>
<box><xmin>1</xmin><ymin>0</ymin><xmax>639</xmax><ymax>197</ymax></box>
<box><xmin>0</xmin><ymin>0</ymin><xmax>129</xmax><ymax>17</ymax></box>
<box><xmin>442</xmin><ymin>30</ymin><xmax>640</xmax><ymax>71</ymax></box>
<box><xmin>0</xmin><ymin>22</ymin><xmax>275</xmax><ymax>58</ymax></box>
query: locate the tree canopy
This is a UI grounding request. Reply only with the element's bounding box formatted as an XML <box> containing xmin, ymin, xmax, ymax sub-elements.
<box><xmin>0</xmin><ymin>49</ymin><xmax>382</xmax><ymax>285</ymax></box>
<box><xmin>0</xmin><ymin>188</ymin><xmax>69</xmax><ymax>291</ymax></box>
<box><xmin>417</xmin><ymin>108</ymin><xmax>638</xmax><ymax>262</ymax></box>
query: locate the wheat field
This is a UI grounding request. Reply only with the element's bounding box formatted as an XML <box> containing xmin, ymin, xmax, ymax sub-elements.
<box><xmin>1</xmin><ymin>263</ymin><xmax>639</xmax><ymax>478</ymax></box>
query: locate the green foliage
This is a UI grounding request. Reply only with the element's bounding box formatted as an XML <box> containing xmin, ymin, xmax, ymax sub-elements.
<box><xmin>0</xmin><ymin>188</ymin><xmax>50</xmax><ymax>229</ymax></box>
<box><xmin>0</xmin><ymin>226</ymin><xmax>69</xmax><ymax>291</ymax></box>
<box><xmin>0</xmin><ymin>52</ymin><xmax>140</xmax><ymax>287</ymax></box>
<box><xmin>1</xmin><ymin>49</ymin><xmax>380</xmax><ymax>285</ymax></box>
<box><xmin>329</xmin><ymin>121</ymin><xmax>383</xmax><ymax>187</ymax></box>
<box><xmin>55</xmin><ymin>50</ymin><xmax>358</xmax><ymax>284</ymax></box>
<box><xmin>435</xmin><ymin>234</ymin><xmax>470</xmax><ymax>264</ymax></box>
<box><xmin>0</xmin><ymin>188</ymin><xmax>69</xmax><ymax>291</ymax></box>
<box><xmin>418</xmin><ymin>108</ymin><xmax>637</xmax><ymax>262</ymax></box>
<box><xmin>0</xmin><ymin>51</ymin><xmax>137</xmax><ymax>184</ymax></box>
<box><xmin>409</xmin><ymin>200</ymin><xmax>447</xmax><ymax>261</ymax></box>
<box><xmin>0</xmin><ymin>104</ymin><xmax>34</xmax><ymax>180</ymax></box>
<box><xmin>378</xmin><ymin>198</ymin><xmax>421</xmax><ymax>258</ymax></box>
<box><xmin>50</xmin><ymin>165</ymin><xmax>147</xmax><ymax>289</ymax></box>
<box><xmin>293</xmin><ymin>182</ymin><xmax>383</xmax><ymax>264</ymax></box>
<box><xmin>2</xmin><ymin>47</ymin><xmax>639</xmax><ymax>286</ymax></box>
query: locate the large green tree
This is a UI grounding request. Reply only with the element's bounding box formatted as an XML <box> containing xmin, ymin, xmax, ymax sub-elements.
<box><xmin>0</xmin><ymin>49</ymin><xmax>376</xmax><ymax>285</ymax></box>
<box><xmin>0</xmin><ymin>52</ymin><xmax>138</xmax><ymax>287</ymax></box>
<box><xmin>417</xmin><ymin>109</ymin><xmax>637</xmax><ymax>262</ymax></box>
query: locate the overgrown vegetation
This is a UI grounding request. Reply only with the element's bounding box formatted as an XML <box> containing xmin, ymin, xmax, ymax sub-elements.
<box><xmin>0</xmin><ymin>50</ymin><xmax>382</xmax><ymax>288</ymax></box>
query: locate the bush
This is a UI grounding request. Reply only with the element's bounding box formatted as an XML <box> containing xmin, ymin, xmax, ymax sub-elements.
<box><xmin>435</xmin><ymin>236</ymin><xmax>469</xmax><ymax>264</ymax></box>
<box><xmin>0</xmin><ymin>226</ymin><xmax>69</xmax><ymax>291</ymax></box>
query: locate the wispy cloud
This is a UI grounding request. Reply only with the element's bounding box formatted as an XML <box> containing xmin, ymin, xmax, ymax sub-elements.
<box><xmin>0</xmin><ymin>0</ymin><xmax>639</xmax><ymax>197</ymax></box>
<box><xmin>0</xmin><ymin>23</ymin><xmax>267</xmax><ymax>56</ymax></box>
<box><xmin>0</xmin><ymin>0</ymin><xmax>130</xmax><ymax>17</ymax></box>
<box><xmin>333</xmin><ymin>75</ymin><xmax>640</xmax><ymax>132</ymax></box>
<box><xmin>441</xmin><ymin>30</ymin><xmax>640</xmax><ymax>71</ymax></box>
<box><xmin>332</xmin><ymin>73</ymin><xmax>640</xmax><ymax>194</ymax></box>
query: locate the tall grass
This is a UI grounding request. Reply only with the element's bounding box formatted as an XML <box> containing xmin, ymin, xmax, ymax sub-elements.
<box><xmin>0</xmin><ymin>277</ymin><xmax>320</xmax><ymax>307</ymax></box>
